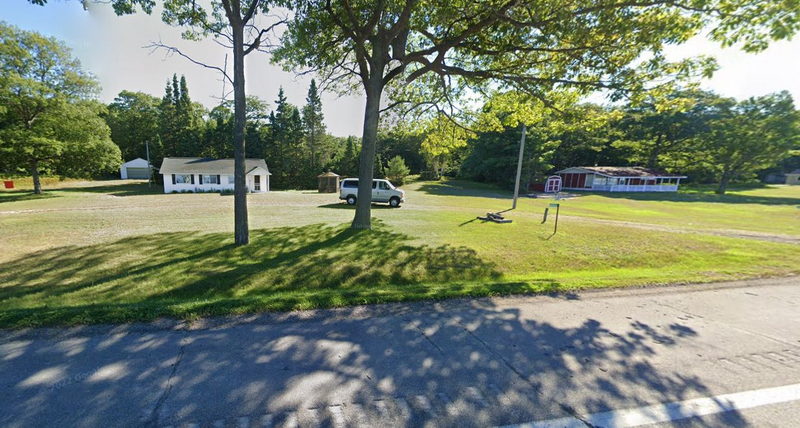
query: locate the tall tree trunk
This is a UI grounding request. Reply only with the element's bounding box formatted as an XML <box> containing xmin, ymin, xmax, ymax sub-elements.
<box><xmin>716</xmin><ymin>170</ymin><xmax>732</xmax><ymax>195</ymax></box>
<box><xmin>232</xmin><ymin>21</ymin><xmax>249</xmax><ymax>245</ymax></box>
<box><xmin>31</xmin><ymin>161</ymin><xmax>42</xmax><ymax>195</ymax></box>
<box><xmin>647</xmin><ymin>134</ymin><xmax>663</xmax><ymax>169</ymax></box>
<box><xmin>351</xmin><ymin>76</ymin><xmax>383</xmax><ymax>230</ymax></box>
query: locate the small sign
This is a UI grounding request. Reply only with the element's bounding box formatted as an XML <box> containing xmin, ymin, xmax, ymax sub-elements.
<box><xmin>549</xmin><ymin>203</ymin><xmax>559</xmax><ymax>208</ymax></box>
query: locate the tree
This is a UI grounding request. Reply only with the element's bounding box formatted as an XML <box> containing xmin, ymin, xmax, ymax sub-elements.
<box><xmin>420</xmin><ymin>114</ymin><xmax>474</xmax><ymax>179</ymax></box>
<box><xmin>266</xmin><ymin>87</ymin><xmax>308</xmax><ymax>188</ymax></box>
<box><xmin>275</xmin><ymin>0</ymin><xmax>798</xmax><ymax>230</ymax></box>
<box><xmin>337</xmin><ymin>136</ymin><xmax>359</xmax><ymax>177</ymax></box>
<box><xmin>105</xmin><ymin>90</ymin><xmax>161</xmax><ymax>162</ymax></box>
<box><xmin>55</xmin><ymin>102</ymin><xmax>123</xmax><ymax>178</ymax></box>
<box><xmin>302</xmin><ymin>79</ymin><xmax>326</xmax><ymax>167</ymax></box>
<box><xmin>0</xmin><ymin>23</ymin><xmax>120</xmax><ymax>193</ymax></box>
<box><xmin>156</xmin><ymin>74</ymin><xmax>205</xmax><ymax>157</ymax></box>
<box><xmin>697</xmin><ymin>91</ymin><xmax>799</xmax><ymax>194</ymax></box>
<box><xmin>613</xmin><ymin>90</ymin><xmax>718</xmax><ymax>169</ymax></box>
<box><xmin>384</xmin><ymin>155</ymin><xmax>410</xmax><ymax>185</ymax></box>
<box><xmin>80</xmin><ymin>0</ymin><xmax>286</xmax><ymax>246</ymax></box>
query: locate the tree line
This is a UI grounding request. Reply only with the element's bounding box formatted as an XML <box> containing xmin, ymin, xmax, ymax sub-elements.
<box><xmin>105</xmin><ymin>76</ymin><xmax>361</xmax><ymax>189</ymax></box>
<box><xmin>448</xmin><ymin>90</ymin><xmax>800</xmax><ymax>195</ymax></box>
<box><xmin>9</xmin><ymin>0</ymin><xmax>800</xmax><ymax>245</ymax></box>
<box><xmin>3</xmin><ymin>21</ymin><xmax>797</xmax><ymax>198</ymax></box>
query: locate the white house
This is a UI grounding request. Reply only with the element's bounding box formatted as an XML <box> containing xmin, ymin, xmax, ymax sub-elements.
<box><xmin>554</xmin><ymin>166</ymin><xmax>686</xmax><ymax>192</ymax></box>
<box><xmin>120</xmin><ymin>158</ymin><xmax>152</xmax><ymax>179</ymax></box>
<box><xmin>159</xmin><ymin>157</ymin><xmax>271</xmax><ymax>194</ymax></box>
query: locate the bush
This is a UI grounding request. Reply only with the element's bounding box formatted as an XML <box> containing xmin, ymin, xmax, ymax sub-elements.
<box><xmin>385</xmin><ymin>156</ymin><xmax>410</xmax><ymax>185</ymax></box>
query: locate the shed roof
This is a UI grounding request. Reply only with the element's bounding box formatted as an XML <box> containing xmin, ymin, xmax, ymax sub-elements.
<box><xmin>556</xmin><ymin>166</ymin><xmax>685</xmax><ymax>178</ymax></box>
<box><xmin>122</xmin><ymin>158</ymin><xmax>151</xmax><ymax>167</ymax></box>
<box><xmin>788</xmin><ymin>169</ymin><xmax>800</xmax><ymax>175</ymax></box>
<box><xmin>317</xmin><ymin>171</ymin><xmax>340</xmax><ymax>178</ymax></box>
<box><xmin>159</xmin><ymin>157</ymin><xmax>270</xmax><ymax>175</ymax></box>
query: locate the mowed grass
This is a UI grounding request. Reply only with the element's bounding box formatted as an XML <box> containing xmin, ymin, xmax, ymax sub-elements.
<box><xmin>1</xmin><ymin>179</ymin><xmax>799</xmax><ymax>328</ymax></box>
<box><xmin>560</xmin><ymin>184</ymin><xmax>800</xmax><ymax>236</ymax></box>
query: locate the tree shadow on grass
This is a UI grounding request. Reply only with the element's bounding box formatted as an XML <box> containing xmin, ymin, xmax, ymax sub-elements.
<box><xmin>55</xmin><ymin>181</ymin><xmax>160</xmax><ymax>197</ymax></box>
<box><xmin>417</xmin><ymin>180</ymin><xmax>512</xmax><ymax>200</ymax></box>
<box><xmin>0</xmin><ymin>222</ymin><xmax>507</xmax><ymax>327</ymax></box>
<box><xmin>0</xmin><ymin>192</ymin><xmax>59</xmax><ymax>204</ymax></box>
<box><xmin>318</xmin><ymin>202</ymin><xmax>396</xmax><ymax>209</ymax></box>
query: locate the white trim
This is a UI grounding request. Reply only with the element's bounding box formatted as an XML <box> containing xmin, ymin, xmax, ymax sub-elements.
<box><xmin>498</xmin><ymin>382</ymin><xmax>800</xmax><ymax>428</ymax></box>
<box><xmin>554</xmin><ymin>167</ymin><xmax>686</xmax><ymax>180</ymax></box>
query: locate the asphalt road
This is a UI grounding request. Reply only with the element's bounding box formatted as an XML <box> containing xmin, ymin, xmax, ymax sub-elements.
<box><xmin>2</xmin><ymin>277</ymin><xmax>800</xmax><ymax>428</ymax></box>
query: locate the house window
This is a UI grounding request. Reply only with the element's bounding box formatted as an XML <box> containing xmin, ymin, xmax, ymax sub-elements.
<box><xmin>203</xmin><ymin>175</ymin><xmax>219</xmax><ymax>184</ymax></box>
<box><xmin>175</xmin><ymin>174</ymin><xmax>192</xmax><ymax>184</ymax></box>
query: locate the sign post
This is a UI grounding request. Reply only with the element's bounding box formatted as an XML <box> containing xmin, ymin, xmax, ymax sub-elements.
<box><xmin>549</xmin><ymin>203</ymin><xmax>560</xmax><ymax>235</ymax></box>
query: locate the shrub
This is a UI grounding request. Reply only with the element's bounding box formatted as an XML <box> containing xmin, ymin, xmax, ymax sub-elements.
<box><xmin>385</xmin><ymin>156</ymin><xmax>410</xmax><ymax>185</ymax></box>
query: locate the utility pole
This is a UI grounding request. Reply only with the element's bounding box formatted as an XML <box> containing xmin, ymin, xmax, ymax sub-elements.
<box><xmin>145</xmin><ymin>140</ymin><xmax>152</xmax><ymax>187</ymax></box>
<box><xmin>512</xmin><ymin>123</ymin><xmax>526</xmax><ymax>210</ymax></box>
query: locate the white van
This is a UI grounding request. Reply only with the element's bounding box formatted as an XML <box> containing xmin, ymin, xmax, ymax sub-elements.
<box><xmin>339</xmin><ymin>178</ymin><xmax>405</xmax><ymax>207</ymax></box>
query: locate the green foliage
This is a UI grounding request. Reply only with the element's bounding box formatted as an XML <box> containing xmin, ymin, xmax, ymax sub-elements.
<box><xmin>694</xmin><ymin>91</ymin><xmax>799</xmax><ymax>194</ymax></box>
<box><xmin>337</xmin><ymin>136</ymin><xmax>360</xmax><ymax>177</ymax></box>
<box><xmin>384</xmin><ymin>155</ymin><xmax>410</xmax><ymax>185</ymax></box>
<box><xmin>105</xmin><ymin>90</ymin><xmax>162</xmax><ymax>162</ymax></box>
<box><xmin>420</xmin><ymin>114</ymin><xmax>475</xmax><ymax>179</ymax></box>
<box><xmin>266</xmin><ymin>87</ymin><xmax>311</xmax><ymax>188</ymax></box>
<box><xmin>612</xmin><ymin>90</ymin><xmax>720</xmax><ymax>169</ymax></box>
<box><xmin>158</xmin><ymin>74</ymin><xmax>205</xmax><ymax>157</ymax></box>
<box><xmin>302</xmin><ymin>79</ymin><xmax>328</xmax><ymax>166</ymax></box>
<box><xmin>272</xmin><ymin>0</ymin><xmax>800</xmax><ymax>229</ymax></box>
<box><xmin>0</xmin><ymin>23</ymin><xmax>120</xmax><ymax>192</ymax></box>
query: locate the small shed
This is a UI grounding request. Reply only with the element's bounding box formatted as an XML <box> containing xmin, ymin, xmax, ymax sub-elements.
<box><xmin>786</xmin><ymin>170</ymin><xmax>800</xmax><ymax>185</ymax></box>
<box><xmin>317</xmin><ymin>171</ymin><xmax>340</xmax><ymax>193</ymax></box>
<box><xmin>120</xmin><ymin>158</ymin><xmax>152</xmax><ymax>179</ymax></box>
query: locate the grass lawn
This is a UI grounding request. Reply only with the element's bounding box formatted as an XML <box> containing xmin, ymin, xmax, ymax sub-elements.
<box><xmin>560</xmin><ymin>185</ymin><xmax>800</xmax><ymax>236</ymax></box>
<box><xmin>1</xmin><ymin>179</ymin><xmax>799</xmax><ymax>328</ymax></box>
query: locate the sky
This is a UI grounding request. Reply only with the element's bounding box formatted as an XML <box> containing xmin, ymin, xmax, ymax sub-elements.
<box><xmin>3</xmin><ymin>0</ymin><xmax>800</xmax><ymax>137</ymax></box>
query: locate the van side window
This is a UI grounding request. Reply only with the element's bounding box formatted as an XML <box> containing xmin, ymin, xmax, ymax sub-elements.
<box><xmin>343</xmin><ymin>180</ymin><xmax>358</xmax><ymax>188</ymax></box>
<box><xmin>379</xmin><ymin>182</ymin><xmax>389</xmax><ymax>190</ymax></box>
<box><xmin>372</xmin><ymin>181</ymin><xmax>378</xmax><ymax>189</ymax></box>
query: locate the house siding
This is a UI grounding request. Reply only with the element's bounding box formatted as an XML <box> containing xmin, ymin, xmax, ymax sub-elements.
<box><xmin>162</xmin><ymin>172</ymin><xmax>269</xmax><ymax>194</ymax></box>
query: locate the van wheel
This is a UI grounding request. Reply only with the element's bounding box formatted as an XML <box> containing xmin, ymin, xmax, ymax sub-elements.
<box><xmin>346</xmin><ymin>195</ymin><xmax>357</xmax><ymax>205</ymax></box>
<box><xmin>389</xmin><ymin>197</ymin><xmax>401</xmax><ymax>208</ymax></box>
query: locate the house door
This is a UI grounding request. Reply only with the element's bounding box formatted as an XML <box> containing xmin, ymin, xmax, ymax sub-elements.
<box><xmin>254</xmin><ymin>175</ymin><xmax>261</xmax><ymax>191</ymax></box>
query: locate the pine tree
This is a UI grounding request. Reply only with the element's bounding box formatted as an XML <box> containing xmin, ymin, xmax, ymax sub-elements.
<box><xmin>159</xmin><ymin>78</ymin><xmax>178</xmax><ymax>156</ymax></box>
<box><xmin>339</xmin><ymin>136</ymin><xmax>359</xmax><ymax>177</ymax></box>
<box><xmin>302</xmin><ymin>79</ymin><xmax>326</xmax><ymax>168</ymax></box>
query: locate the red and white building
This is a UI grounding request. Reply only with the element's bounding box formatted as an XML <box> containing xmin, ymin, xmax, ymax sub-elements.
<box><xmin>554</xmin><ymin>166</ymin><xmax>686</xmax><ymax>192</ymax></box>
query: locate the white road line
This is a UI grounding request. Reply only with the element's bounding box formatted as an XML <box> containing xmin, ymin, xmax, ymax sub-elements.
<box><xmin>500</xmin><ymin>382</ymin><xmax>800</xmax><ymax>428</ymax></box>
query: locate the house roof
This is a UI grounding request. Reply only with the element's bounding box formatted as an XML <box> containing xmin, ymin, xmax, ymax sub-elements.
<box><xmin>556</xmin><ymin>166</ymin><xmax>686</xmax><ymax>178</ymax></box>
<box><xmin>788</xmin><ymin>169</ymin><xmax>800</xmax><ymax>175</ymax></box>
<box><xmin>159</xmin><ymin>157</ymin><xmax>270</xmax><ymax>175</ymax></box>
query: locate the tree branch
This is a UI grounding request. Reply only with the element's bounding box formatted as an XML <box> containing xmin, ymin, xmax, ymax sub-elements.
<box><xmin>146</xmin><ymin>41</ymin><xmax>233</xmax><ymax>85</ymax></box>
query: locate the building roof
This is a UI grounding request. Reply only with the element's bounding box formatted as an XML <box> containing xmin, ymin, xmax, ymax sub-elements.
<box><xmin>788</xmin><ymin>169</ymin><xmax>800</xmax><ymax>175</ymax></box>
<box><xmin>121</xmin><ymin>158</ymin><xmax>151</xmax><ymax>167</ymax></box>
<box><xmin>317</xmin><ymin>171</ymin><xmax>340</xmax><ymax>178</ymax></box>
<box><xmin>159</xmin><ymin>157</ymin><xmax>270</xmax><ymax>175</ymax></box>
<box><xmin>556</xmin><ymin>166</ymin><xmax>686</xmax><ymax>178</ymax></box>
